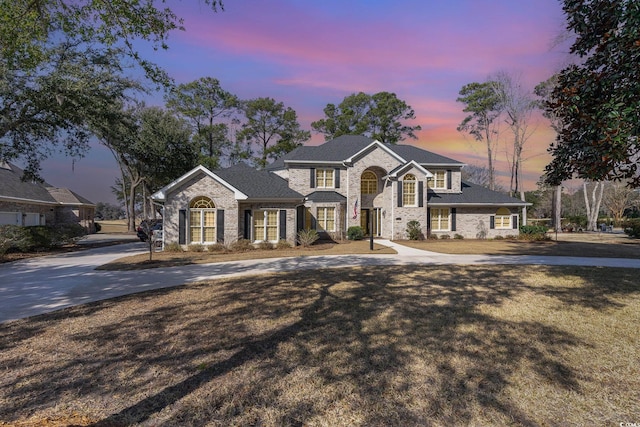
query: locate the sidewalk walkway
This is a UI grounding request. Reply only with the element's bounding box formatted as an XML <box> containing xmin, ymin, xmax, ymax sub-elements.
<box><xmin>2</xmin><ymin>239</ymin><xmax>640</xmax><ymax>323</ymax></box>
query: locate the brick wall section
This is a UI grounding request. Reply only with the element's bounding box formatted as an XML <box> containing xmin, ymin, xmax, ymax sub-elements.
<box><xmin>1</xmin><ymin>201</ymin><xmax>58</xmax><ymax>226</ymax></box>
<box><xmin>429</xmin><ymin>207</ymin><xmax>518</xmax><ymax>239</ymax></box>
<box><xmin>163</xmin><ymin>173</ymin><xmax>239</xmax><ymax>245</ymax></box>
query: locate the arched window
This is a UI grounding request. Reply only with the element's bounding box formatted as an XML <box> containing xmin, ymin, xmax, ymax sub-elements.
<box><xmin>361</xmin><ymin>171</ymin><xmax>377</xmax><ymax>194</ymax></box>
<box><xmin>495</xmin><ymin>207</ymin><xmax>511</xmax><ymax>229</ymax></box>
<box><xmin>402</xmin><ymin>174</ymin><xmax>417</xmax><ymax>206</ymax></box>
<box><xmin>189</xmin><ymin>196</ymin><xmax>216</xmax><ymax>243</ymax></box>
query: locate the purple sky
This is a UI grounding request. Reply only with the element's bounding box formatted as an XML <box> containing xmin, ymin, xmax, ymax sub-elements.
<box><xmin>38</xmin><ymin>0</ymin><xmax>569</xmax><ymax>204</ymax></box>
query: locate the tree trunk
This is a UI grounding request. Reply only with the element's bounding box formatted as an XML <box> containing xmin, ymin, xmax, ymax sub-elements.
<box><xmin>583</xmin><ymin>181</ymin><xmax>604</xmax><ymax>231</ymax></box>
<box><xmin>553</xmin><ymin>185</ymin><xmax>562</xmax><ymax>232</ymax></box>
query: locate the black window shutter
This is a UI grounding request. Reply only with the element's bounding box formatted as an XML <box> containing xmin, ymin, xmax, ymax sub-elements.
<box><xmin>490</xmin><ymin>215</ymin><xmax>495</xmax><ymax>229</ymax></box>
<box><xmin>279</xmin><ymin>209</ymin><xmax>287</xmax><ymax>240</ymax></box>
<box><xmin>243</xmin><ymin>210</ymin><xmax>252</xmax><ymax>240</ymax></box>
<box><xmin>451</xmin><ymin>208</ymin><xmax>457</xmax><ymax>231</ymax></box>
<box><xmin>418</xmin><ymin>181</ymin><xmax>424</xmax><ymax>207</ymax></box>
<box><xmin>397</xmin><ymin>182</ymin><xmax>403</xmax><ymax>207</ymax></box>
<box><xmin>310</xmin><ymin>168</ymin><xmax>316</xmax><ymax>188</ymax></box>
<box><xmin>334</xmin><ymin>168</ymin><xmax>340</xmax><ymax>188</ymax></box>
<box><xmin>426</xmin><ymin>207</ymin><xmax>431</xmax><ymax>235</ymax></box>
<box><xmin>296</xmin><ymin>206</ymin><xmax>304</xmax><ymax>232</ymax></box>
<box><xmin>216</xmin><ymin>209</ymin><xmax>225</xmax><ymax>243</ymax></box>
<box><xmin>512</xmin><ymin>215</ymin><xmax>519</xmax><ymax>229</ymax></box>
<box><xmin>178</xmin><ymin>209</ymin><xmax>186</xmax><ymax>244</ymax></box>
<box><xmin>447</xmin><ymin>170</ymin><xmax>452</xmax><ymax>190</ymax></box>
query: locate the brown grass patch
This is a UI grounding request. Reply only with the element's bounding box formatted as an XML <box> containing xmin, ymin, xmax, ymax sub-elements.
<box><xmin>401</xmin><ymin>232</ymin><xmax>640</xmax><ymax>258</ymax></box>
<box><xmin>97</xmin><ymin>240</ymin><xmax>396</xmax><ymax>271</ymax></box>
<box><xmin>1</xmin><ymin>265</ymin><xmax>638</xmax><ymax>426</ymax></box>
<box><xmin>96</xmin><ymin>220</ymin><xmax>129</xmax><ymax>234</ymax></box>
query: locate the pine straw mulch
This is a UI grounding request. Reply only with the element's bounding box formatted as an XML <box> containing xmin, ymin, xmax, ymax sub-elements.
<box><xmin>1</xmin><ymin>265</ymin><xmax>639</xmax><ymax>426</ymax></box>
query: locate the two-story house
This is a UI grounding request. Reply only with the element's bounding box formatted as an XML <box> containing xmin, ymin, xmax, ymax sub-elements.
<box><xmin>151</xmin><ymin>135</ymin><xmax>529</xmax><ymax>246</ymax></box>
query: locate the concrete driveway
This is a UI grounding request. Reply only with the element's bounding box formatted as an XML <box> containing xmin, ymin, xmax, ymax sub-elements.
<box><xmin>2</xmin><ymin>239</ymin><xmax>639</xmax><ymax>323</ymax></box>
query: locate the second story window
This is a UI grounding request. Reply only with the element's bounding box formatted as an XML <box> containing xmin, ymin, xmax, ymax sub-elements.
<box><xmin>316</xmin><ymin>169</ymin><xmax>334</xmax><ymax>188</ymax></box>
<box><xmin>402</xmin><ymin>174</ymin><xmax>417</xmax><ymax>206</ymax></box>
<box><xmin>428</xmin><ymin>170</ymin><xmax>446</xmax><ymax>189</ymax></box>
<box><xmin>361</xmin><ymin>171</ymin><xmax>377</xmax><ymax>194</ymax></box>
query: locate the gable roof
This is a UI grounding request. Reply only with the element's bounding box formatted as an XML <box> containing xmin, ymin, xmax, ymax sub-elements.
<box><xmin>427</xmin><ymin>181</ymin><xmax>530</xmax><ymax>207</ymax></box>
<box><xmin>306</xmin><ymin>191</ymin><xmax>347</xmax><ymax>203</ymax></box>
<box><xmin>267</xmin><ymin>135</ymin><xmax>464</xmax><ymax>169</ymax></box>
<box><xmin>0</xmin><ymin>162</ymin><xmax>93</xmax><ymax>206</ymax></box>
<box><xmin>387</xmin><ymin>160</ymin><xmax>433</xmax><ymax>179</ymax></box>
<box><xmin>152</xmin><ymin>164</ymin><xmax>303</xmax><ymax>202</ymax></box>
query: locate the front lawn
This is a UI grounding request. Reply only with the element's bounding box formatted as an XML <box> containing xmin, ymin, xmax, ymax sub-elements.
<box><xmin>1</xmin><ymin>265</ymin><xmax>638</xmax><ymax>426</ymax></box>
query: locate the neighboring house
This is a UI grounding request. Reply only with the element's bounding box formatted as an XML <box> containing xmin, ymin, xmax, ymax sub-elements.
<box><xmin>152</xmin><ymin>135</ymin><xmax>529</xmax><ymax>247</ymax></box>
<box><xmin>0</xmin><ymin>161</ymin><xmax>96</xmax><ymax>232</ymax></box>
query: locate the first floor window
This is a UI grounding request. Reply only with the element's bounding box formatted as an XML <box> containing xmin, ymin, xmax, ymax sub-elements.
<box><xmin>316</xmin><ymin>207</ymin><xmax>335</xmax><ymax>232</ymax></box>
<box><xmin>495</xmin><ymin>207</ymin><xmax>512</xmax><ymax>229</ymax></box>
<box><xmin>254</xmin><ymin>210</ymin><xmax>278</xmax><ymax>241</ymax></box>
<box><xmin>189</xmin><ymin>196</ymin><xmax>215</xmax><ymax>243</ymax></box>
<box><xmin>431</xmin><ymin>208</ymin><xmax>450</xmax><ymax>231</ymax></box>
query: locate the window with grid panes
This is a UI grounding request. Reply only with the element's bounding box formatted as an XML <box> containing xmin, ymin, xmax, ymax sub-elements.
<box><xmin>254</xmin><ymin>210</ymin><xmax>279</xmax><ymax>241</ymax></box>
<box><xmin>495</xmin><ymin>207</ymin><xmax>512</xmax><ymax>229</ymax></box>
<box><xmin>430</xmin><ymin>208</ymin><xmax>450</xmax><ymax>231</ymax></box>
<box><xmin>402</xmin><ymin>174</ymin><xmax>417</xmax><ymax>206</ymax></box>
<box><xmin>428</xmin><ymin>170</ymin><xmax>446</xmax><ymax>189</ymax></box>
<box><xmin>189</xmin><ymin>196</ymin><xmax>215</xmax><ymax>243</ymax></box>
<box><xmin>316</xmin><ymin>207</ymin><xmax>335</xmax><ymax>231</ymax></box>
<box><xmin>316</xmin><ymin>169</ymin><xmax>334</xmax><ymax>188</ymax></box>
<box><xmin>361</xmin><ymin>171</ymin><xmax>377</xmax><ymax>194</ymax></box>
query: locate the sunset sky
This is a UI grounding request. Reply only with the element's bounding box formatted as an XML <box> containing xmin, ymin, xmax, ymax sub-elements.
<box><xmin>38</xmin><ymin>0</ymin><xmax>570</xmax><ymax>204</ymax></box>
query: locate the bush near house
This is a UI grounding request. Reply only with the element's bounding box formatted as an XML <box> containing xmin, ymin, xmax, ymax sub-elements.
<box><xmin>0</xmin><ymin>224</ymin><xmax>86</xmax><ymax>256</ymax></box>
<box><xmin>347</xmin><ymin>226</ymin><xmax>364</xmax><ymax>241</ymax></box>
<box><xmin>406</xmin><ymin>220</ymin><xmax>424</xmax><ymax>240</ymax></box>
<box><xmin>519</xmin><ymin>225</ymin><xmax>549</xmax><ymax>241</ymax></box>
<box><xmin>297</xmin><ymin>229</ymin><xmax>320</xmax><ymax>247</ymax></box>
<box><xmin>622</xmin><ymin>219</ymin><xmax>640</xmax><ymax>238</ymax></box>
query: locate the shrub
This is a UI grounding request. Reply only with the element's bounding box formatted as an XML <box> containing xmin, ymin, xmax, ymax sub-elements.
<box><xmin>0</xmin><ymin>225</ymin><xmax>30</xmax><ymax>255</ymax></box>
<box><xmin>94</xmin><ymin>222</ymin><xmax>102</xmax><ymax>233</ymax></box>
<box><xmin>230</xmin><ymin>238</ymin><xmax>254</xmax><ymax>252</ymax></box>
<box><xmin>406</xmin><ymin>220</ymin><xmax>424</xmax><ymax>240</ymax></box>
<box><xmin>439</xmin><ymin>234</ymin><xmax>450</xmax><ymax>240</ymax></box>
<box><xmin>505</xmin><ymin>235</ymin><xmax>518</xmax><ymax>240</ymax></box>
<box><xmin>277</xmin><ymin>239</ymin><xmax>292</xmax><ymax>249</ymax></box>
<box><xmin>519</xmin><ymin>225</ymin><xmax>549</xmax><ymax>241</ymax></box>
<box><xmin>257</xmin><ymin>241</ymin><xmax>274</xmax><ymax>250</ymax></box>
<box><xmin>187</xmin><ymin>243</ymin><xmax>205</xmax><ymax>252</ymax></box>
<box><xmin>623</xmin><ymin>218</ymin><xmax>640</xmax><ymax>238</ymax></box>
<box><xmin>494</xmin><ymin>235</ymin><xmax>504</xmax><ymax>240</ymax></box>
<box><xmin>454</xmin><ymin>234</ymin><xmax>464</xmax><ymax>240</ymax></box>
<box><xmin>347</xmin><ymin>226</ymin><xmax>364</xmax><ymax>241</ymax></box>
<box><xmin>207</xmin><ymin>243</ymin><xmax>226</xmax><ymax>252</ymax></box>
<box><xmin>164</xmin><ymin>242</ymin><xmax>184</xmax><ymax>252</ymax></box>
<box><xmin>426</xmin><ymin>233</ymin><xmax>439</xmax><ymax>240</ymax></box>
<box><xmin>298</xmin><ymin>229</ymin><xmax>320</xmax><ymax>247</ymax></box>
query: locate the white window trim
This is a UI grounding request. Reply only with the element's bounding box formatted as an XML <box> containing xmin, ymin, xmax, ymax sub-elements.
<box><xmin>253</xmin><ymin>209</ymin><xmax>280</xmax><ymax>242</ymax></box>
<box><xmin>189</xmin><ymin>208</ymin><xmax>216</xmax><ymax>244</ymax></box>
<box><xmin>403</xmin><ymin>175</ymin><xmax>418</xmax><ymax>207</ymax></box>
<box><xmin>495</xmin><ymin>214</ymin><xmax>512</xmax><ymax>229</ymax></box>
<box><xmin>316</xmin><ymin>168</ymin><xmax>335</xmax><ymax>189</ymax></box>
<box><xmin>431</xmin><ymin>208</ymin><xmax>450</xmax><ymax>231</ymax></box>
<box><xmin>316</xmin><ymin>206</ymin><xmax>336</xmax><ymax>232</ymax></box>
<box><xmin>429</xmin><ymin>170</ymin><xmax>447</xmax><ymax>190</ymax></box>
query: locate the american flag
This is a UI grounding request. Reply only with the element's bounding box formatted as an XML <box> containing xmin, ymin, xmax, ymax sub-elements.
<box><xmin>352</xmin><ymin>198</ymin><xmax>358</xmax><ymax>219</ymax></box>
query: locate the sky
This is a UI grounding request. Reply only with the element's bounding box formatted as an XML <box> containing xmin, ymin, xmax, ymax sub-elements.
<box><xmin>37</xmin><ymin>0</ymin><xmax>570</xmax><ymax>204</ymax></box>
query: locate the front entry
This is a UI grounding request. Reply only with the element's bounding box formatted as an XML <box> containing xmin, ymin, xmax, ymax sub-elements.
<box><xmin>360</xmin><ymin>208</ymin><xmax>381</xmax><ymax>237</ymax></box>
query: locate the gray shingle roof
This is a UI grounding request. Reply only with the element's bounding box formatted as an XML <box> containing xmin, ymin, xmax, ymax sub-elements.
<box><xmin>0</xmin><ymin>162</ymin><xmax>58</xmax><ymax>204</ymax></box>
<box><xmin>306</xmin><ymin>191</ymin><xmax>347</xmax><ymax>203</ymax></box>
<box><xmin>214</xmin><ymin>164</ymin><xmax>304</xmax><ymax>200</ymax></box>
<box><xmin>268</xmin><ymin>135</ymin><xmax>464</xmax><ymax>167</ymax></box>
<box><xmin>46</xmin><ymin>187</ymin><xmax>95</xmax><ymax>205</ymax></box>
<box><xmin>427</xmin><ymin>181</ymin><xmax>529</xmax><ymax>206</ymax></box>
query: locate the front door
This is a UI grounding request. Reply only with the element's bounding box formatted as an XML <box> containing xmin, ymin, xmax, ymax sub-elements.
<box><xmin>360</xmin><ymin>208</ymin><xmax>381</xmax><ymax>237</ymax></box>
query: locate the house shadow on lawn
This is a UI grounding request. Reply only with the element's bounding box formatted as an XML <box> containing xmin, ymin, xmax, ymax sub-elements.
<box><xmin>1</xmin><ymin>265</ymin><xmax>639</xmax><ymax>425</ymax></box>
